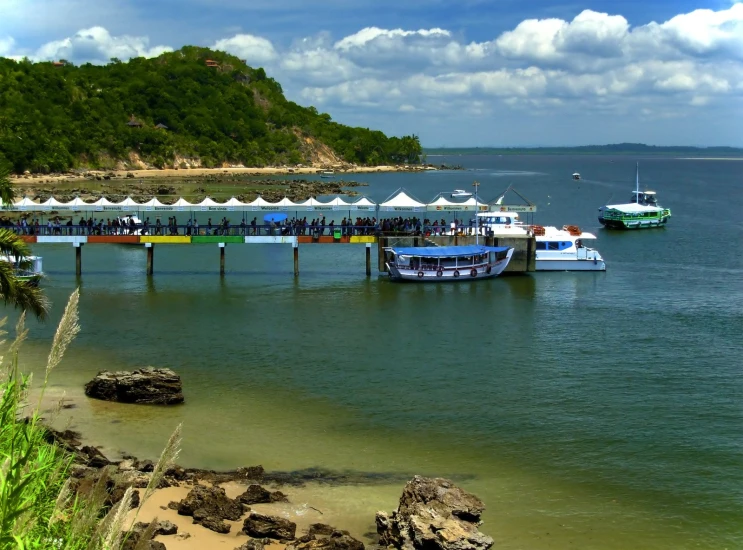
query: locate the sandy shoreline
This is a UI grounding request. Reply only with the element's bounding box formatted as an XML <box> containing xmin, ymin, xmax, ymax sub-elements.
<box><xmin>11</xmin><ymin>164</ymin><xmax>438</xmax><ymax>184</ymax></box>
<box><xmin>125</xmin><ymin>481</ymin><xmax>357</xmax><ymax>550</ymax></box>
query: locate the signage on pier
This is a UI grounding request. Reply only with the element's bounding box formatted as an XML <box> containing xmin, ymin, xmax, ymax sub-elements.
<box><xmin>492</xmin><ymin>205</ymin><xmax>537</xmax><ymax>213</ymax></box>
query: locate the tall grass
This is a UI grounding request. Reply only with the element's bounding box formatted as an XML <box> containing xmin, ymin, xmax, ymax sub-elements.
<box><xmin>0</xmin><ymin>290</ymin><xmax>182</xmax><ymax>550</ymax></box>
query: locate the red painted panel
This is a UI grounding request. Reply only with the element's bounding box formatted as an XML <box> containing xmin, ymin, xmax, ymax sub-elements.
<box><xmin>87</xmin><ymin>236</ymin><xmax>140</xmax><ymax>244</ymax></box>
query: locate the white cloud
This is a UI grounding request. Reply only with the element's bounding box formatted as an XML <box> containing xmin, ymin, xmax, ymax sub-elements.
<box><xmin>212</xmin><ymin>34</ymin><xmax>277</xmax><ymax>64</ymax></box>
<box><xmin>0</xmin><ymin>36</ymin><xmax>15</xmax><ymax>57</ymax></box>
<box><xmin>20</xmin><ymin>26</ymin><xmax>171</xmax><ymax>63</ymax></box>
<box><xmin>1</xmin><ymin>4</ymin><xmax>742</xmax><ymax>145</ymax></box>
<box><xmin>334</xmin><ymin>27</ymin><xmax>451</xmax><ymax>51</ymax></box>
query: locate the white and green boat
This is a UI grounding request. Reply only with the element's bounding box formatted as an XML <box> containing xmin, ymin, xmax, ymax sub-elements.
<box><xmin>598</xmin><ymin>164</ymin><xmax>671</xmax><ymax>229</ymax></box>
<box><xmin>1</xmin><ymin>255</ymin><xmax>43</xmax><ymax>286</ymax></box>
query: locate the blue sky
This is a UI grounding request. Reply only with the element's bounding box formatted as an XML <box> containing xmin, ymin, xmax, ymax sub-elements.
<box><xmin>2</xmin><ymin>0</ymin><xmax>742</xmax><ymax>147</ymax></box>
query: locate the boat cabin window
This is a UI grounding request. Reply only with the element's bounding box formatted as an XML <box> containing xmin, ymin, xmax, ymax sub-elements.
<box><xmin>540</xmin><ymin>241</ymin><xmax>572</xmax><ymax>251</ymax></box>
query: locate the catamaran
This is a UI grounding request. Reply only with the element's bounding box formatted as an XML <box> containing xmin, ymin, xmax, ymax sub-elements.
<box><xmin>474</xmin><ymin>213</ymin><xmax>606</xmax><ymax>271</ymax></box>
<box><xmin>598</xmin><ymin>164</ymin><xmax>671</xmax><ymax>229</ymax></box>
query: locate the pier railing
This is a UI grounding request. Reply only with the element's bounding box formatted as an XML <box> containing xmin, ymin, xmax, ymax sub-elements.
<box><xmin>2</xmin><ymin>224</ymin><xmax>510</xmax><ymax>238</ymax></box>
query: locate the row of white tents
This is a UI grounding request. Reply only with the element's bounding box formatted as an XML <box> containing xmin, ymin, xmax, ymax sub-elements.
<box><xmin>1</xmin><ymin>189</ymin><xmax>506</xmax><ymax>213</ymax></box>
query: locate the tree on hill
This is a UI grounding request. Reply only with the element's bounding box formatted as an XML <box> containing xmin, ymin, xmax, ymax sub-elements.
<box><xmin>0</xmin><ymin>48</ymin><xmax>422</xmax><ymax>173</ymax></box>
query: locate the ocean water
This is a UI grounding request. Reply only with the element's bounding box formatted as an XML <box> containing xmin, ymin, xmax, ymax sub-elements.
<box><xmin>17</xmin><ymin>155</ymin><xmax>743</xmax><ymax>549</ymax></box>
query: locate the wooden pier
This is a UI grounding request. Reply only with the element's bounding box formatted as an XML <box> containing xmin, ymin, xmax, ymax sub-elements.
<box><xmin>18</xmin><ymin>233</ymin><xmax>534</xmax><ymax>277</ymax></box>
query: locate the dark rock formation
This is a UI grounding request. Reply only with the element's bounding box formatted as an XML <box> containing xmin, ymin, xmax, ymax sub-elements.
<box><xmin>177</xmin><ymin>484</ymin><xmax>243</xmax><ymax>533</ymax></box>
<box><xmin>84</xmin><ymin>367</ymin><xmax>184</xmax><ymax>405</ymax></box>
<box><xmin>308</xmin><ymin>523</ymin><xmax>336</xmax><ymax>536</ymax></box>
<box><xmin>193</xmin><ymin>509</ymin><xmax>231</xmax><ymax>534</ymax></box>
<box><xmin>287</xmin><ymin>532</ymin><xmax>365</xmax><ymax>550</ymax></box>
<box><xmin>242</xmin><ymin>512</ymin><xmax>297</xmax><ymax>540</ymax></box>
<box><xmin>236</xmin><ymin>540</ymin><xmax>266</xmax><ymax>550</ymax></box>
<box><xmin>237</xmin><ymin>484</ymin><xmax>289</xmax><ymax>504</ymax></box>
<box><xmin>376</xmin><ymin>476</ymin><xmax>493</xmax><ymax>550</ymax></box>
<box><xmin>133</xmin><ymin>520</ymin><xmax>178</xmax><ymax>536</ymax></box>
<box><xmin>80</xmin><ymin>445</ymin><xmax>110</xmax><ymax>468</ymax></box>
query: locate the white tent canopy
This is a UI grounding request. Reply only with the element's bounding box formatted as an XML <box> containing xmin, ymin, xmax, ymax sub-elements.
<box><xmin>380</xmin><ymin>189</ymin><xmax>426</xmax><ymax>211</ymax></box>
<box><xmin>13</xmin><ymin>197</ymin><xmax>40</xmax><ymax>210</ymax></box>
<box><xmin>426</xmin><ymin>194</ymin><xmax>474</xmax><ymax>212</ymax></box>
<box><xmin>0</xmin><ymin>192</ymin><xmax>521</xmax><ymax>215</ymax></box>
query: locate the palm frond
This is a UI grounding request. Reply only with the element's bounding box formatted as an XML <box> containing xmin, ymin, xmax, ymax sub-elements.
<box><xmin>0</xmin><ymin>261</ymin><xmax>49</xmax><ymax>321</ymax></box>
<box><xmin>0</xmin><ymin>229</ymin><xmax>31</xmax><ymax>260</ymax></box>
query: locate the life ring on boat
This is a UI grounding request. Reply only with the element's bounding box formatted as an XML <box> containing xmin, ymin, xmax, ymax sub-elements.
<box><xmin>470</xmin><ymin>269</ymin><xmax>477</xmax><ymax>278</ymax></box>
<box><xmin>486</xmin><ymin>265</ymin><xmax>492</xmax><ymax>274</ymax></box>
<box><xmin>453</xmin><ymin>270</ymin><xmax>460</xmax><ymax>278</ymax></box>
<box><xmin>436</xmin><ymin>269</ymin><xmax>443</xmax><ymax>277</ymax></box>
<box><xmin>417</xmin><ymin>271</ymin><xmax>424</xmax><ymax>279</ymax></box>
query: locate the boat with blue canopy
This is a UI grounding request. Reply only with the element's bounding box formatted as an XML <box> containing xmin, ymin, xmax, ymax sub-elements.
<box><xmin>384</xmin><ymin>244</ymin><xmax>514</xmax><ymax>282</ymax></box>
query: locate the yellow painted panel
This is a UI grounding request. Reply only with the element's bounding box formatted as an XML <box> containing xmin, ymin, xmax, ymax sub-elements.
<box><xmin>350</xmin><ymin>236</ymin><xmax>377</xmax><ymax>243</ymax></box>
<box><xmin>139</xmin><ymin>236</ymin><xmax>192</xmax><ymax>244</ymax></box>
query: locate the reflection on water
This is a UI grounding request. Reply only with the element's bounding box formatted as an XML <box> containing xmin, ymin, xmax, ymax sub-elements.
<box><xmin>16</xmin><ymin>156</ymin><xmax>743</xmax><ymax>550</ymax></box>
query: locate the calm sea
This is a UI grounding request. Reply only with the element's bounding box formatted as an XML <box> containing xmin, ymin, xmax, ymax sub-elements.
<box><xmin>19</xmin><ymin>156</ymin><xmax>743</xmax><ymax>549</ymax></box>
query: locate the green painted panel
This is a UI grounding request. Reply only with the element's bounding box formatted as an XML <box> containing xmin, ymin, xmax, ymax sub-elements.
<box><xmin>191</xmin><ymin>236</ymin><xmax>244</xmax><ymax>244</ymax></box>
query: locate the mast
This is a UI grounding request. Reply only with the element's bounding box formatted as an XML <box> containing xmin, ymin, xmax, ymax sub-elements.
<box><xmin>473</xmin><ymin>181</ymin><xmax>479</xmax><ymax>245</ymax></box>
<box><xmin>635</xmin><ymin>162</ymin><xmax>639</xmax><ymax>204</ymax></box>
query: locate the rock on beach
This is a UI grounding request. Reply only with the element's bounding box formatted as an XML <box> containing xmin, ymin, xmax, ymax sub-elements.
<box><xmin>376</xmin><ymin>476</ymin><xmax>494</xmax><ymax>550</ymax></box>
<box><xmin>84</xmin><ymin>367</ymin><xmax>184</xmax><ymax>405</ymax></box>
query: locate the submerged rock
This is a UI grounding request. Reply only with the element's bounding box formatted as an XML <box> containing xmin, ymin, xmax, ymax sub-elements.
<box><xmin>376</xmin><ymin>476</ymin><xmax>493</xmax><ymax>550</ymax></box>
<box><xmin>238</xmin><ymin>484</ymin><xmax>289</xmax><ymax>504</ymax></box>
<box><xmin>84</xmin><ymin>367</ymin><xmax>184</xmax><ymax>405</ymax></box>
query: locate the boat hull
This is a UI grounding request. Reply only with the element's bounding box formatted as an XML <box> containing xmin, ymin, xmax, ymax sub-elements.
<box><xmin>536</xmin><ymin>259</ymin><xmax>606</xmax><ymax>271</ymax></box>
<box><xmin>387</xmin><ymin>249</ymin><xmax>513</xmax><ymax>282</ymax></box>
<box><xmin>598</xmin><ymin>216</ymin><xmax>669</xmax><ymax>229</ymax></box>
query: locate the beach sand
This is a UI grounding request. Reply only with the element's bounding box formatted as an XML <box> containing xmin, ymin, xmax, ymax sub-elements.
<box><xmin>11</xmin><ymin>164</ymin><xmax>435</xmax><ymax>184</ymax></box>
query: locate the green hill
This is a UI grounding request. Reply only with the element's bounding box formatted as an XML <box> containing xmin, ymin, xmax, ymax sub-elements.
<box><xmin>0</xmin><ymin>47</ymin><xmax>422</xmax><ymax>173</ymax></box>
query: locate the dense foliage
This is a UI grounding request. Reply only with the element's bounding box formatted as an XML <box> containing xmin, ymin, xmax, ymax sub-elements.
<box><xmin>424</xmin><ymin>143</ymin><xmax>743</xmax><ymax>156</ymax></box>
<box><xmin>0</xmin><ymin>47</ymin><xmax>422</xmax><ymax>173</ymax></box>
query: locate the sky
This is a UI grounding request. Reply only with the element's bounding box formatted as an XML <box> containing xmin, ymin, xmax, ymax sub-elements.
<box><xmin>1</xmin><ymin>0</ymin><xmax>742</xmax><ymax>147</ymax></box>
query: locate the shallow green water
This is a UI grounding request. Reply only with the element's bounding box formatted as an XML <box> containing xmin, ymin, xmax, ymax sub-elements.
<box><xmin>18</xmin><ymin>156</ymin><xmax>743</xmax><ymax>549</ymax></box>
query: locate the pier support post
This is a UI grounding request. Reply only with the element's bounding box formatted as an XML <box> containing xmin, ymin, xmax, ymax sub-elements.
<box><xmin>219</xmin><ymin>243</ymin><xmax>225</xmax><ymax>275</ymax></box>
<box><xmin>378</xmin><ymin>237</ymin><xmax>387</xmax><ymax>273</ymax></box>
<box><xmin>145</xmin><ymin>242</ymin><xmax>154</xmax><ymax>276</ymax></box>
<box><xmin>74</xmin><ymin>242</ymin><xmax>83</xmax><ymax>276</ymax></box>
<box><xmin>293</xmin><ymin>242</ymin><xmax>299</xmax><ymax>277</ymax></box>
<box><xmin>365</xmin><ymin>243</ymin><xmax>371</xmax><ymax>276</ymax></box>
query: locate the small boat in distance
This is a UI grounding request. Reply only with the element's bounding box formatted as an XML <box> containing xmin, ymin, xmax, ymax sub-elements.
<box><xmin>1</xmin><ymin>255</ymin><xmax>43</xmax><ymax>285</ymax></box>
<box><xmin>450</xmin><ymin>189</ymin><xmax>473</xmax><ymax>198</ymax></box>
<box><xmin>598</xmin><ymin>163</ymin><xmax>671</xmax><ymax>229</ymax></box>
<box><xmin>385</xmin><ymin>245</ymin><xmax>514</xmax><ymax>281</ymax></box>
<box><xmin>572</xmin><ymin>172</ymin><xmax>581</xmax><ymax>180</ymax></box>
<box><xmin>320</xmin><ymin>170</ymin><xmax>335</xmax><ymax>179</ymax></box>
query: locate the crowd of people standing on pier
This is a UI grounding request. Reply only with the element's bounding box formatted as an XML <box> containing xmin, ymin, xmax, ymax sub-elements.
<box><xmin>0</xmin><ymin>214</ymin><xmax>483</xmax><ymax>237</ymax></box>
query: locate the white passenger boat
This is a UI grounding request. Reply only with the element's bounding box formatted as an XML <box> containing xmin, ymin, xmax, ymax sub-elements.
<box><xmin>475</xmin><ymin>212</ymin><xmax>606</xmax><ymax>271</ymax></box>
<box><xmin>532</xmin><ymin>225</ymin><xmax>605</xmax><ymax>271</ymax></box>
<box><xmin>385</xmin><ymin>245</ymin><xmax>514</xmax><ymax>282</ymax></box>
<box><xmin>0</xmin><ymin>255</ymin><xmax>43</xmax><ymax>285</ymax></box>
<box><xmin>320</xmin><ymin>170</ymin><xmax>335</xmax><ymax>179</ymax></box>
<box><xmin>450</xmin><ymin>189</ymin><xmax>473</xmax><ymax>198</ymax></box>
